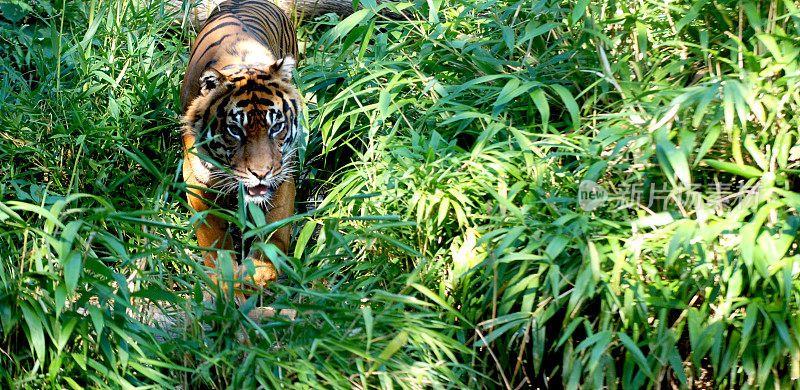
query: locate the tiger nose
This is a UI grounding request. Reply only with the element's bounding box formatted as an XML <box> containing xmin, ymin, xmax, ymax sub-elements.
<box><xmin>249</xmin><ymin>168</ymin><xmax>271</xmax><ymax>179</ymax></box>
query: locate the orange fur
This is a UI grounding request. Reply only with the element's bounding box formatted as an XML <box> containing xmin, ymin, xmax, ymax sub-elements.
<box><xmin>180</xmin><ymin>0</ymin><xmax>299</xmax><ymax>295</ymax></box>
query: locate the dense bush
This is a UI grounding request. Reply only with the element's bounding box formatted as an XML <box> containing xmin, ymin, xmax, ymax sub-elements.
<box><xmin>1</xmin><ymin>0</ymin><xmax>798</xmax><ymax>388</ymax></box>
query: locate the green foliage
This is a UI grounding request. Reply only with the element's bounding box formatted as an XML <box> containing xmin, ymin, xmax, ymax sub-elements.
<box><xmin>1</xmin><ymin>0</ymin><xmax>799</xmax><ymax>388</ymax></box>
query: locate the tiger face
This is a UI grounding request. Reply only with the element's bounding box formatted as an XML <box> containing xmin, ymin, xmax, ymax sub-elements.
<box><xmin>182</xmin><ymin>57</ymin><xmax>299</xmax><ymax>205</ymax></box>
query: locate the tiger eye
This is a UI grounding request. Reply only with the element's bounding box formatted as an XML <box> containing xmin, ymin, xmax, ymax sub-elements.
<box><xmin>226</xmin><ymin>125</ymin><xmax>242</xmax><ymax>139</ymax></box>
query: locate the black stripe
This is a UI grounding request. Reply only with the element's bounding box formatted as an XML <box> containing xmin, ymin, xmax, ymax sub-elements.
<box><xmin>248</xmin><ymin>6</ymin><xmax>275</xmax><ymax>23</ymax></box>
<box><xmin>260</xmin><ymin>18</ymin><xmax>281</xmax><ymax>42</ymax></box>
<box><xmin>194</xmin><ymin>35</ymin><xmax>227</xmax><ymax>64</ymax></box>
<box><xmin>234</xmin><ymin>81</ymin><xmax>274</xmax><ymax>96</ymax></box>
<box><xmin>251</xmin><ymin>29</ymin><xmax>272</xmax><ymax>47</ymax></box>
<box><xmin>237</xmin><ymin>16</ymin><xmax>263</xmax><ymax>25</ymax></box>
<box><xmin>254</xmin><ymin>97</ymin><xmax>276</xmax><ymax>106</ymax></box>
<box><xmin>189</xmin><ymin>21</ymin><xmax>242</xmax><ymax>60</ymax></box>
<box><xmin>221</xmin><ymin>64</ymin><xmax>245</xmax><ymax>71</ymax></box>
<box><xmin>196</xmin><ymin>20</ymin><xmax>242</xmax><ymax>46</ymax></box>
<box><xmin>201</xmin><ymin>92</ymin><xmax>228</xmax><ymax>128</ymax></box>
<box><xmin>215</xmin><ymin>95</ymin><xmax>231</xmax><ymax>126</ymax></box>
<box><xmin>203</xmin><ymin>12</ymin><xmax>227</xmax><ymax>26</ymax></box>
<box><xmin>245</xmin><ymin>1</ymin><xmax>282</xmax><ymax>17</ymax></box>
<box><xmin>233</xmin><ymin>80</ymin><xmax>256</xmax><ymax>95</ymax></box>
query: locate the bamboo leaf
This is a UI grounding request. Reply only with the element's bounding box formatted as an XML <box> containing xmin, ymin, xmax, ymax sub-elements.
<box><xmin>21</xmin><ymin>303</ymin><xmax>46</xmax><ymax>363</ymax></box>
<box><xmin>703</xmin><ymin>160</ymin><xmax>762</xmax><ymax>178</ymax></box>
<box><xmin>371</xmin><ymin>330</ymin><xmax>408</xmax><ymax>371</ymax></box>
<box><xmin>63</xmin><ymin>251</ymin><xmax>82</xmax><ymax>295</ymax></box>
<box><xmin>743</xmin><ymin>134</ymin><xmax>768</xmax><ymax>171</ymax></box>
<box><xmin>675</xmin><ymin>0</ymin><xmax>709</xmax><ymax>33</ymax></box>
<box><xmin>617</xmin><ymin>332</ymin><xmax>654</xmax><ymax>379</ymax></box>
<box><xmin>550</xmin><ymin>84</ymin><xmax>580</xmax><ymax>128</ymax></box>
<box><xmin>694</xmin><ymin>125</ymin><xmax>721</xmax><ymax>166</ymax></box>
<box><xmin>571</xmin><ymin>0</ymin><xmax>590</xmax><ymax>24</ymax></box>
<box><xmin>655</xmin><ymin>131</ymin><xmax>692</xmax><ymax>187</ymax></box>
<box><xmin>293</xmin><ymin>220</ymin><xmax>317</xmax><ymax>259</ymax></box>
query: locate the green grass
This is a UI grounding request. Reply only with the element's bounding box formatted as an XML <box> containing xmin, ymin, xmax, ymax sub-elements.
<box><xmin>1</xmin><ymin>0</ymin><xmax>800</xmax><ymax>388</ymax></box>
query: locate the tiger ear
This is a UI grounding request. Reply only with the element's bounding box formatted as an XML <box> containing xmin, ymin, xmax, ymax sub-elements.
<box><xmin>270</xmin><ymin>56</ymin><xmax>295</xmax><ymax>82</ymax></box>
<box><xmin>199</xmin><ymin>68</ymin><xmax>225</xmax><ymax>96</ymax></box>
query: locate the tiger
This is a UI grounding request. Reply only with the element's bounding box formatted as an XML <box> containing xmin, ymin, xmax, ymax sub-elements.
<box><xmin>179</xmin><ymin>0</ymin><xmax>300</xmax><ymax>292</ymax></box>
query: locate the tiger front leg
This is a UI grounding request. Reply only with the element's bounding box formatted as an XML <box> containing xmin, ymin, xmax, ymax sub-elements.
<box><xmin>185</xmin><ymin>180</ymin><xmax>245</xmax><ymax>300</ymax></box>
<box><xmin>241</xmin><ymin>250</ymin><xmax>278</xmax><ymax>287</ymax></box>
<box><xmin>240</xmin><ymin>224</ymin><xmax>292</xmax><ymax>287</ymax></box>
<box><xmin>241</xmin><ymin>177</ymin><xmax>294</xmax><ymax>288</ymax></box>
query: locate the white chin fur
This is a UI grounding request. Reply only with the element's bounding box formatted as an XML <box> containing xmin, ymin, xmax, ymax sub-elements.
<box><xmin>244</xmin><ymin>193</ymin><xmax>273</xmax><ymax>205</ymax></box>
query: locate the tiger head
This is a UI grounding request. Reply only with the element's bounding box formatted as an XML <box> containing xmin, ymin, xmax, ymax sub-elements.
<box><xmin>182</xmin><ymin>57</ymin><xmax>299</xmax><ymax>205</ymax></box>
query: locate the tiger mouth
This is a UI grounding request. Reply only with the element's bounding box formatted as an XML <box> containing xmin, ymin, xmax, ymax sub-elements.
<box><xmin>243</xmin><ymin>183</ymin><xmax>282</xmax><ymax>204</ymax></box>
<box><xmin>247</xmin><ymin>184</ymin><xmax>272</xmax><ymax>197</ymax></box>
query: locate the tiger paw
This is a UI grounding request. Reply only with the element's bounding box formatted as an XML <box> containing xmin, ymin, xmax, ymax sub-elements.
<box><xmin>239</xmin><ymin>258</ymin><xmax>278</xmax><ymax>288</ymax></box>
